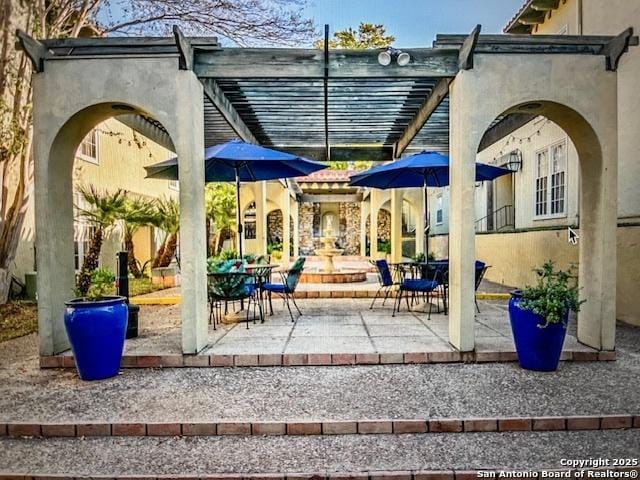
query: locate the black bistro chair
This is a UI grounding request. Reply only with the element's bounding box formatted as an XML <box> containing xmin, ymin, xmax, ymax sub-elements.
<box><xmin>475</xmin><ymin>261</ymin><xmax>490</xmax><ymax>313</ymax></box>
<box><xmin>207</xmin><ymin>271</ymin><xmax>262</xmax><ymax>329</ymax></box>
<box><xmin>370</xmin><ymin>259</ymin><xmax>399</xmax><ymax>309</ymax></box>
<box><xmin>262</xmin><ymin>257</ymin><xmax>306</xmax><ymax>322</ymax></box>
<box><xmin>392</xmin><ymin>265</ymin><xmax>441</xmax><ymax>320</ymax></box>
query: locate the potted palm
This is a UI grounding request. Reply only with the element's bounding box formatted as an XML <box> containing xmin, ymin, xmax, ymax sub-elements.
<box><xmin>65</xmin><ymin>268</ymin><xmax>128</xmax><ymax>381</ymax></box>
<box><xmin>508</xmin><ymin>261</ymin><xmax>584</xmax><ymax>371</ymax></box>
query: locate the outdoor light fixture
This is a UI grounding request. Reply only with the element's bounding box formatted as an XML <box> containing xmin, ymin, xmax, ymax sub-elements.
<box><xmin>378</xmin><ymin>48</ymin><xmax>411</xmax><ymax>66</ymax></box>
<box><xmin>506</xmin><ymin>149</ymin><xmax>523</xmax><ymax>172</ymax></box>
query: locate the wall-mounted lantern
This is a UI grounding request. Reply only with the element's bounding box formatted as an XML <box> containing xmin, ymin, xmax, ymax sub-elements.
<box><xmin>505</xmin><ymin>149</ymin><xmax>523</xmax><ymax>172</ymax></box>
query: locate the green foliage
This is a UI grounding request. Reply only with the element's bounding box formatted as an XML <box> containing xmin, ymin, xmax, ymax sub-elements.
<box><xmin>412</xmin><ymin>252</ymin><xmax>425</xmax><ymax>262</ymax></box>
<box><xmin>377</xmin><ymin>239</ymin><xmax>391</xmax><ymax>254</ymax></box>
<box><xmin>206</xmin><ymin>183</ymin><xmax>236</xmax><ymax>231</ymax></box>
<box><xmin>219</xmin><ymin>249</ymin><xmax>240</xmax><ymax>261</ymax></box>
<box><xmin>119</xmin><ymin>196</ymin><xmax>159</xmax><ymax>235</ymax></box>
<box><xmin>519</xmin><ymin>261</ymin><xmax>585</xmax><ymax>328</ymax></box>
<box><xmin>76</xmin><ymin>185</ymin><xmax>127</xmax><ymax>230</ymax></box>
<box><xmin>315</xmin><ymin>23</ymin><xmax>395</xmax><ymax>49</ymax></box>
<box><xmin>75</xmin><ymin>268</ymin><xmax>115</xmax><ymax>301</ymax></box>
<box><xmin>267</xmin><ymin>241</ymin><xmax>283</xmax><ymax>255</ymax></box>
<box><xmin>154</xmin><ymin>197</ymin><xmax>180</xmax><ymax>234</ymax></box>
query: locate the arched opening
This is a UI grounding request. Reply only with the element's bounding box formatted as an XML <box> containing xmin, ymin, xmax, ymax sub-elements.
<box><xmin>267</xmin><ymin>208</ymin><xmax>284</xmax><ymax>260</ymax></box>
<box><xmin>402</xmin><ymin>198</ymin><xmax>417</xmax><ymax>259</ymax></box>
<box><xmin>376</xmin><ymin>206</ymin><xmax>392</xmax><ymax>256</ymax></box>
<box><xmin>471</xmin><ymin>99</ymin><xmax>613</xmax><ymax>349</ymax></box>
<box><xmin>37</xmin><ymin>101</ymin><xmax>194</xmax><ymax>354</ymax></box>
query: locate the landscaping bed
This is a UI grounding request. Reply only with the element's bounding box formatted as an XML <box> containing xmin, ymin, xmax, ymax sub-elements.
<box><xmin>0</xmin><ymin>302</ymin><xmax>37</xmax><ymax>342</ymax></box>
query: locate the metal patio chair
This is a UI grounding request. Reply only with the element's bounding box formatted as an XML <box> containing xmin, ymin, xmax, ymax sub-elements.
<box><xmin>262</xmin><ymin>257</ymin><xmax>306</xmax><ymax>322</ymax></box>
<box><xmin>370</xmin><ymin>259</ymin><xmax>399</xmax><ymax>309</ymax></box>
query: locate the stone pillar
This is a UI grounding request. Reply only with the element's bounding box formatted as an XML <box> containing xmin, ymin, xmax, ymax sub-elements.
<box><xmin>254</xmin><ymin>181</ymin><xmax>268</xmax><ymax>256</ymax></box>
<box><xmin>282</xmin><ymin>189</ymin><xmax>291</xmax><ymax>268</ymax></box>
<box><xmin>390</xmin><ymin>189</ymin><xmax>403</xmax><ymax>263</ymax></box>
<box><xmin>448</xmin><ymin>82</ymin><xmax>476</xmax><ymax>352</ymax></box>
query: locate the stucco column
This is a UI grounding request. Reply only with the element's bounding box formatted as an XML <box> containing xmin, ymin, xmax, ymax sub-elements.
<box><xmin>254</xmin><ymin>181</ymin><xmax>268</xmax><ymax>256</ymax></box>
<box><xmin>360</xmin><ymin>200</ymin><xmax>370</xmax><ymax>257</ymax></box>
<box><xmin>390</xmin><ymin>189</ymin><xmax>403</xmax><ymax>263</ymax></box>
<box><xmin>175</xmin><ymin>73</ymin><xmax>208</xmax><ymax>355</ymax></box>
<box><xmin>282</xmin><ymin>188</ymin><xmax>291</xmax><ymax>268</ymax></box>
<box><xmin>448</xmin><ymin>81</ymin><xmax>476</xmax><ymax>352</ymax></box>
<box><xmin>292</xmin><ymin>200</ymin><xmax>300</xmax><ymax>258</ymax></box>
<box><xmin>369</xmin><ymin>190</ymin><xmax>379</xmax><ymax>259</ymax></box>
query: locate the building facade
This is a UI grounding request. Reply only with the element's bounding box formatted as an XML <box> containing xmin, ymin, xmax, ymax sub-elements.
<box><xmin>13</xmin><ymin>119</ymin><xmax>177</xmax><ymax>285</ymax></box>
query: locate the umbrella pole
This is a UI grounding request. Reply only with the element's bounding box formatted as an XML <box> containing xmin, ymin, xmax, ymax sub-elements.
<box><xmin>423</xmin><ymin>177</ymin><xmax>429</xmax><ymax>262</ymax></box>
<box><xmin>235</xmin><ymin>169</ymin><xmax>243</xmax><ymax>259</ymax></box>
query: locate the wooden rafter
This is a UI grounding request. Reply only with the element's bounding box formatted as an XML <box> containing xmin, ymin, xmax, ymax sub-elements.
<box><xmin>15</xmin><ymin>29</ymin><xmax>51</xmax><ymax>73</ymax></box>
<box><xmin>393</xmin><ymin>78</ymin><xmax>452</xmax><ymax>158</ymax></box>
<box><xmin>602</xmin><ymin>27</ymin><xmax>634</xmax><ymax>71</ymax></box>
<box><xmin>458</xmin><ymin>24</ymin><xmax>481</xmax><ymax>70</ymax></box>
<box><xmin>201</xmin><ymin>78</ymin><xmax>258</xmax><ymax>144</ymax></box>
<box><xmin>173</xmin><ymin>25</ymin><xmax>193</xmax><ymax>71</ymax></box>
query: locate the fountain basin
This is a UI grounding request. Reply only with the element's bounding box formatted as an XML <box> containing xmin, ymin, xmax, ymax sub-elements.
<box><xmin>300</xmin><ymin>268</ymin><xmax>367</xmax><ymax>284</ymax></box>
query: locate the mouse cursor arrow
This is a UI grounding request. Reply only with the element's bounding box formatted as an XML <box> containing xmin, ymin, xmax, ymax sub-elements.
<box><xmin>568</xmin><ymin>227</ymin><xmax>579</xmax><ymax>245</ymax></box>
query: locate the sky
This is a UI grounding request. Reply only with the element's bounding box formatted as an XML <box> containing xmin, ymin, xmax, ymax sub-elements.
<box><xmin>99</xmin><ymin>0</ymin><xmax>526</xmax><ymax>46</ymax></box>
<box><xmin>305</xmin><ymin>0</ymin><xmax>525</xmax><ymax>47</ymax></box>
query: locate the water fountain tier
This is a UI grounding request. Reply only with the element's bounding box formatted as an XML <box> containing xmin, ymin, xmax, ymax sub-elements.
<box><xmin>314</xmin><ymin>221</ymin><xmax>343</xmax><ymax>273</ymax></box>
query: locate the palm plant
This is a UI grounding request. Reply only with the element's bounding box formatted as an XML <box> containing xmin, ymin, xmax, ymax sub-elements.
<box><xmin>205</xmin><ymin>183</ymin><xmax>236</xmax><ymax>255</ymax></box>
<box><xmin>76</xmin><ymin>185</ymin><xmax>127</xmax><ymax>296</ymax></box>
<box><xmin>117</xmin><ymin>196</ymin><xmax>159</xmax><ymax>278</ymax></box>
<box><xmin>152</xmin><ymin>197</ymin><xmax>180</xmax><ymax>268</ymax></box>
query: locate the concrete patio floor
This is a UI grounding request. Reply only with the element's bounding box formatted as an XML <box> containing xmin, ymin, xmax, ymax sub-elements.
<box><xmin>81</xmin><ymin>298</ymin><xmax>596</xmax><ymax>361</ymax></box>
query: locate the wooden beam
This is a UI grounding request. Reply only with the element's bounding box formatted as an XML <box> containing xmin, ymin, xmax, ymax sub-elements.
<box><xmin>394</xmin><ymin>78</ymin><xmax>452</xmax><ymax>157</ymax></box>
<box><xmin>201</xmin><ymin>78</ymin><xmax>258</xmax><ymax>144</ymax></box>
<box><xmin>273</xmin><ymin>146</ymin><xmax>393</xmax><ymax>162</ymax></box>
<box><xmin>172</xmin><ymin>25</ymin><xmax>193</xmax><ymax>70</ymax></box>
<box><xmin>602</xmin><ymin>27</ymin><xmax>634</xmax><ymax>71</ymax></box>
<box><xmin>15</xmin><ymin>29</ymin><xmax>51</xmax><ymax>72</ymax></box>
<box><xmin>194</xmin><ymin>48</ymin><xmax>459</xmax><ymax>78</ymax></box>
<box><xmin>477</xmin><ymin>113</ymin><xmax>536</xmax><ymax>152</ymax></box>
<box><xmin>458</xmin><ymin>24</ymin><xmax>481</xmax><ymax>70</ymax></box>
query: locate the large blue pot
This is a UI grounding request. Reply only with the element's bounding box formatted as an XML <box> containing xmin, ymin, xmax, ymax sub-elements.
<box><xmin>508</xmin><ymin>291</ymin><xmax>568</xmax><ymax>372</ymax></box>
<box><xmin>64</xmin><ymin>296</ymin><xmax>128</xmax><ymax>381</ymax></box>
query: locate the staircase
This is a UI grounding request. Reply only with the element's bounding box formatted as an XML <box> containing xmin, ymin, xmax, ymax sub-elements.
<box><xmin>475</xmin><ymin>205</ymin><xmax>515</xmax><ymax>233</ymax></box>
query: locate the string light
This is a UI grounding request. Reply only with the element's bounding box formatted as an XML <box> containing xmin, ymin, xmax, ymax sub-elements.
<box><xmin>493</xmin><ymin>119</ymin><xmax>551</xmax><ymax>163</ymax></box>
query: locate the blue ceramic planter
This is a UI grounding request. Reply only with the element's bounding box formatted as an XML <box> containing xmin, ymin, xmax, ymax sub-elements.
<box><xmin>64</xmin><ymin>296</ymin><xmax>128</xmax><ymax>381</ymax></box>
<box><xmin>508</xmin><ymin>291</ymin><xmax>568</xmax><ymax>372</ymax></box>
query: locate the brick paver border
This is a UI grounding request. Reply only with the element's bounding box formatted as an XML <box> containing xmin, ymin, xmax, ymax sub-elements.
<box><xmin>2</xmin><ymin>414</ymin><xmax>637</xmax><ymax>439</ymax></box>
<box><xmin>39</xmin><ymin>349</ymin><xmax>614</xmax><ymax>370</ymax></box>
<box><xmin>1</xmin><ymin>467</ymin><xmax>638</xmax><ymax>480</ymax></box>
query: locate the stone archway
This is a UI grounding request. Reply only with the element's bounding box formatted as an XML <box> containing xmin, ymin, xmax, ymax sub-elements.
<box><xmin>448</xmin><ymin>54</ymin><xmax>617</xmax><ymax>352</ymax></box>
<box><xmin>33</xmin><ymin>57</ymin><xmax>207</xmax><ymax>355</ymax></box>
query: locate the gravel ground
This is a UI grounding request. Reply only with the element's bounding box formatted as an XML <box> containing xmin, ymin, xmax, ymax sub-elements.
<box><xmin>0</xmin><ymin>430</ymin><xmax>638</xmax><ymax>475</ymax></box>
<box><xmin>0</xmin><ymin>341</ymin><xmax>638</xmax><ymax>423</ymax></box>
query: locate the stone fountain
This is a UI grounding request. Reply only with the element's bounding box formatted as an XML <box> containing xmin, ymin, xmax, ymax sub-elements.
<box><xmin>314</xmin><ymin>216</ymin><xmax>343</xmax><ymax>273</ymax></box>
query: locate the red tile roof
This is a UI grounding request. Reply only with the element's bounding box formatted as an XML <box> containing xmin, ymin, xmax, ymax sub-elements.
<box><xmin>296</xmin><ymin>169</ymin><xmax>354</xmax><ymax>183</ymax></box>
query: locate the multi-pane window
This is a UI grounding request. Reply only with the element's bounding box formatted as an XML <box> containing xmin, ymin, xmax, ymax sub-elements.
<box><xmin>535</xmin><ymin>140</ymin><xmax>567</xmax><ymax>218</ymax></box>
<box><xmin>77</xmin><ymin>129</ymin><xmax>99</xmax><ymax>164</ymax></box>
<box><xmin>435</xmin><ymin>195</ymin><xmax>443</xmax><ymax>224</ymax></box>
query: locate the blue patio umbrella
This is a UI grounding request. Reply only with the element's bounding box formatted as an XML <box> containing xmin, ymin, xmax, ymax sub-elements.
<box><xmin>145</xmin><ymin>139</ymin><xmax>327</xmax><ymax>257</ymax></box>
<box><xmin>349</xmin><ymin>151</ymin><xmax>511</xmax><ymax>256</ymax></box>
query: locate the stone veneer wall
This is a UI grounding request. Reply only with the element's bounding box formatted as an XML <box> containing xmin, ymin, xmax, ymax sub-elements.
<box><xmin>267</xmin><ymin>209</ymin><xmax>283</xmax><ymax>244</ymax></box>
<box><xmin>299</xmin><ymin>201</ymin><xmax>362</xmax><ymax>256</ymax></box>
<box><xmin>298</xmin><ymin>203</ymin><xmax>316</xmax><ymax>255</ymax></box>
<box><xmin>338</xmin><ymin>202</ymin><xmax>361</xmax><ymax>255</ymax></box>
<box><xmin>377</xmin><ymin>209</ymin><xmax>391</xmax><ymax>241</ymax></box>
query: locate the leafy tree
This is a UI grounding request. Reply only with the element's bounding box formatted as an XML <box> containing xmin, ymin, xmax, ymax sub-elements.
<box><xmin>75</xmin><ymin>186</ymin><xmax>127</xmax><ymax>296</ymax></box>
<box><xmin>117</xmin><ymin>196</ymin><xmax>159</xmax><ymax>278</ymax></box>
<box><xmin>314</xmin><ymin>23</ymin><xmax>395</xmax><ymax>49</ymax></box>
<box><xmin>152</xmin><ymin>197</ymin><xmax>180</xmax><ymax>268</ymax></box>
<box><xmin>1</xmin><ymin>0</ymin><xmax>314</xmax><ymax>303</ymax></box>
<box><xmin>205</xmin><ymin>183</ymin><xmax>237</xmax><ymax>255</ymax></box>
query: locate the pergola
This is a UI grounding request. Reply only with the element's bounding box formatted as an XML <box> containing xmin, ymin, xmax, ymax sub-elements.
<box><xmin>19</xmin><ymin>26</ymin><xmax>635</xmax><ymax>356</ymax></box>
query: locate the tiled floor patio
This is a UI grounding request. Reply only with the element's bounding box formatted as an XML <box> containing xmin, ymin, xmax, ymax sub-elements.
<box><xmin>96</xmin><ymin>298</ymin><xmax>597</xmax><ymax>361</ymax></box>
